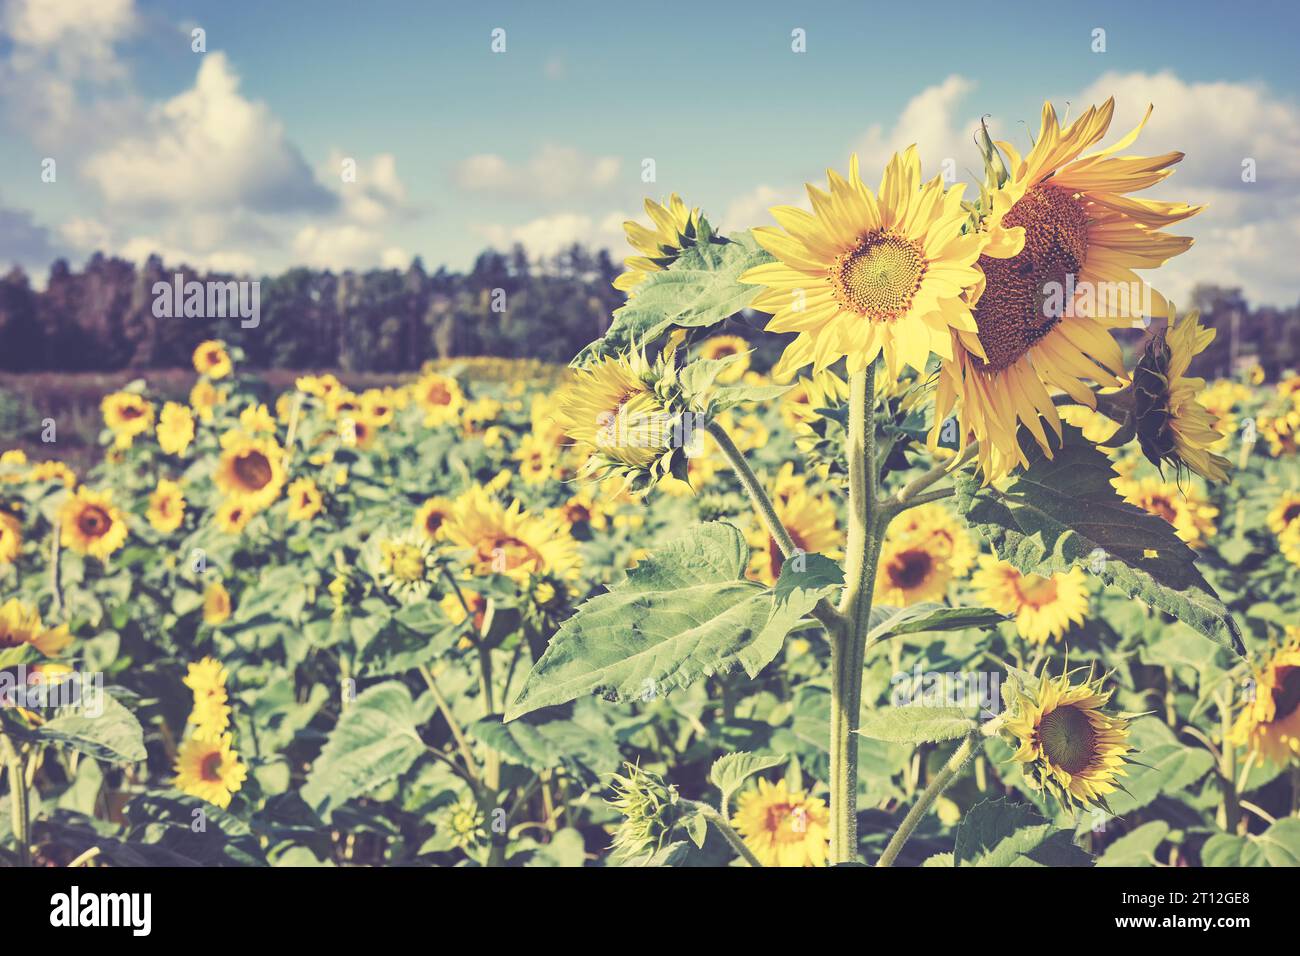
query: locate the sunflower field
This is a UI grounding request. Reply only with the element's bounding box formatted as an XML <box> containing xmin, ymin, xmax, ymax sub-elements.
<box><xmin>3</xmin><ymin>97</ymin><xmax>1300</xmax><ymax>872</ymax></box>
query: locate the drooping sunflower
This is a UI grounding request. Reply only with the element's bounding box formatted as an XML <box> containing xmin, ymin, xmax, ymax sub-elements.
<box><xmin>1267</xmin><ymin>492</ymin><xmax>1300</xmax><ymax>538</ymax></box>
<box><xmin>192</xmin><ymin>340</ymin><xmax>233</xmax><ymax>379</ymax></box>
<box><xmin>443</xmin><ymin>486</ymin><xmax>580</xmax><ymax>583</ymax></box>
<box><xmin>0</xmin><ymin>511</ymin><xmax>21</xmax><ymax>564</ymax></box>
<box><xmin>613</xmin><ymin>194</ymin><xmax>701</xmax><ymax>293</ymax></box>
<box><xmin>1131</xmin><ymin>310</ymin><xmax>1230</xmax><ymax>481</ymax></box>
<box><xmin>59</xmin><ymin>487</ymin><xmax>128</xmax><ymax>559</ymax></box>
<box><xmin>146</xmin><ymin>478</ymin><xmax>186</xmax><ymax>533</ymax></box>
<box><xmin>155</xmin><ymin>402</ymin><xmax>195</xmax><ymax>457</ymax></box>
<box><xmin>202</xmin><ymin>581</ymin><xmax>232</xmax><ymax>627</ymax></box>
<box><xmin>972</xmin><ymin>558</ymin><xmax>1089</xmax><ymax>645</ymax></box>
<box><xmin>1002</xmin><ymin>668</ymin><xmax>1134</xmax><ymax>810</ymax></box>
<box><xmin>933</xmin><ymin>99</ymin><xmax>1202</xmax><ymax>479</ymax></box>
<box><xmin>214</xmin><ymin>435</ymin><xmax>286</xmax><ymax>512</ymax></box>
<box><xmin>412</xmin><ymin>373</ymin><xmax>465</xmax><ymax>428</ymax></box>
<box><xmin>286</xmin><ymin>478</ymin><xmax>323</xmax><ymax>522</ymax></box>
<box><xmin>173</xmin><ymin>733</ymin><xmax>247</xmax><ymax>809</ymax></box>
<box><xmin>731</xmin><ymin>777</ymin><xmax>830</xmax><ymax>868</ymax></box>
<box><xmin>746</xmin><ymin>487</ymin><xmax>840</xmax><ymax>586</ymax></box>
<box><xmin>101</xmin><ymin>391</ymin><xmax>155</xmax><ymax>449</ymax></box>
<box><xmin>1229</xmin><ymin>633</ymin><xmax>1300</xmax><ymax>767</ymax></box>
<box><xmin>413</xmin><ymin>496</ymin><xmax>455</xmax><ymax>542</ymax></box>
<box><xmin>0</xmin><ymin>598</ymin><xmax>71</xmax><ymax>657</ymax></box>
<box><xmin>1114</xmin><ymin>475</ymin><xmax>1217</xmax><ymax>549</ymax></box>
<box><xmin>697</xmin><ymin>334</ymin><xmax>751</xmax><ymax>383</ymax></box>
<box><xmin>741</xmin><ymin>148</ymin><xmax>991</xmax><ymax>380</ymax></box>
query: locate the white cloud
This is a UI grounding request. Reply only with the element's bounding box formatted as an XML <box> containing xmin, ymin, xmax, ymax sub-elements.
<box><xmin>291</xmin><ymin>224</ymin><xmax>407</xmax><ymax>271</ymax></box>
<box><xmin>320</xmin><ymin>150</ymin><xmax>414</xmax><ymax>226</ymax></box>
<box><xmin>476</xmin><ymin>211</ymin><xmax>625</xmax><ymax>261</ymax></box>
<box><xmin>83</xmin><ymin>52</ymin><xmax>334</xmax><ymax>215</ymax></box>
<box><xmin>855</xmin><ymin>75</ymin><xmax>980</xmax><ymax>182</ymax></box>
<box><xmin>454</xmin><ymin>144</ymin><xmax>622</xmax><ymax>200</ymax></box>
<box><xmin>117</xmin><ymin>236</ymin><xmax>258</xmax><ymax>275</ymax></box>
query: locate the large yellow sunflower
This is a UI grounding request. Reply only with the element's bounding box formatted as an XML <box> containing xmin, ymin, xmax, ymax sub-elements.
<box><xmin>972</xmin><ymin>558</ymin><xmax>1089</xmax><ymax>645</ymax></box>
<box><xmin>741</xmin><ymin>148</ymin><xmax>991</xmax><ymax>380</ymax></box>
<box><xmin>0</xmin><ymin>598</ymin><xmax>71</xmax><ymax>657</ymax></box>
<box><xmin>1229</xmin><ymin>634</ymin><xmax>1300</xmax><ymax>767</ymax></box>
<box><xmin>1114</xmin><ymin>475</ymin><xmax>1217</xmax><ymax>549</ymax></box>
<box><xmin>173</xmin><ymin>733</ymin><xmax>247</xmax><ymax>808</ymax></box>
<box><xmin>731</xmin><ymin>777</ymin><xmax>830</xmax><ymax>868</ymax></box>
<box><xmin>1132</xmin><ymin>310</ymin><xmax>1230</xmax><ymax>481</ymax></box>
<box><xmin>933</xmin><ymin>99</ymin><xmax>1202</xmax><ymax>479</ymax></box>
<box><xmin>552</xmin><ymin>351</ymin><xmax>675</xmax><ymax>475</ymax></box>
<box><xmin>101</xmin><ymin>392</ymin><xmax>155</xmax><ymax>448</ymax></box>
<box><xmin>613</xmin><ymin>194</ymin><xmax>701</xmax><ymax>293</ymax></box>
<box><xmin>746</xmin><ymin>487</ymin><xmax>840</xmax><ymax>586</ymax></box>
<box><xmin>443</xmin><ymin>486</ymin><xmax>580</xmax><ymax>583</ymax></box>
<box><xmin>1002</xmin><ymin>668</ymin><xmax>1134</xmax><ymax>810</ymax></box>
<box><xmin>0</xmin><ymin>511</ymin><xmax>21</xmax><ymax>565</ymax></box>
<box><xmin>214</xmin><ymin>435</ymin><xmax>286</xmax><ymax>511</ymax></box>
<box><xmin>146</xmin><ymin>478</ymin><xmax>186</xmax><ymax>533</ymax></box>
<box><xmin>59</xmin><ymin>487</ymin><xmax>128</xmax><ymax>559</ymax></box>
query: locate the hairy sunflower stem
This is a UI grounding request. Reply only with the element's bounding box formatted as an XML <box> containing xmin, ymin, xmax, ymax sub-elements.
<box><xmin>892</xmin><ymin>441</ymin><xmax>977</xmax><ymax>506</ymax></box>
<box><xmin>706</xmin><ymin>419</ymin><xmax>844</xmax><ymax>637</ymax></box>
<box><xmin>689</xmin><ymin>801</ymin><xmax>763</xmax><ymax>867</ymax></box>
<box><xmin>2</xmin><ymin>735</ymin><xmax>30</xmax><ymax>867</ymax></box>
<box><xmin>876</xmin><ymin>732</ymin><xmax>982</xmax><ymax>867</ymax></box>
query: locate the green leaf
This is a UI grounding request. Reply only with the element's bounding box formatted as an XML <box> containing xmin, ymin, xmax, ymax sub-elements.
<box><xmin>955</xmin><ymin>424</ymin><xmax>1243</xmax><ymax>654</ymax></box>
<box><xmin>1097</xmin><ymin>821</ymin><xmax>1169</xmax><ymax>867</ymax></box>
<box><xmin>1202</xmin><ymin>817</ymin><xmax>1300</xmax><ymax>867</ymax></box>
<box><xmin>301</xmin><ymin>682</ymin><xmax>433</xmax><ymax>821</ymax></box>
<box><xmin>577</xmin><ymin>229</ymin><xmax>771</xmax><ymax>362</ymax></box>
<box><xmin>35</xmin><ymin>692</ymin><xmax>146</xmax><ymax>764</ymax></box>
<box><xmin>709</xmin><ymin>751</ymin><xmax>787</xmax><ymax>809</ymax></box>
<box><xmin>505</xmin><ymin>523</ymin><xmax>837</xmax><ymax>720</ymax></box>
<box><xmin>857</xmin><ymin>706</ymin><xmax>976</xmax><ymax>744</ymax></box>
<box><xmin>866</xmin><ymin>603</ymin><xmax>1005</xmax><ymax>645</ymax></box>
<box><xmin>472</xmin><ymin>713</ymin><xmax>620</xmax><ymax>775</ymax></box>
<box><xmin>954</xmin><ymin>797</ymin><xmax>1091</xmax><ymax>867</ymax></box>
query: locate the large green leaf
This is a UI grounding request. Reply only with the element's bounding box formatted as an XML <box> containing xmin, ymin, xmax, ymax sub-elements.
<box><xmin>505</xmin><ymin>523</ymin><xmax>839</xmax><ymax>721</ymax></box>
<box><xmin>575</xmin><ymin>226</ymin><xmax>771</xmax><ymax>363</ymax></box>
<box><xmin>1101</xmin><ymin>717</ymin><xmax>1215</xmax><ymax>816</ymax></box>
<box><xmin>472</xmin><ymin>712</ymin><xmax>620</xmax><ymax>776</ymax></box>
<box><xmin>1097</xmin><ymin>821</ymin><xmax>1169</xmax><ymax>867</ymax></box>
<box><xmin>301</xmin><ymin>682</ymin><xmax>434</xmax><ymax>820</ymax></box>
<box><xmin>857</xmin><ymin>706</ymin><xmax>976</xmax><ymax>744</ymax></box>
<box><xmin>954</xmin><ymin>797</ymin><xmax>1091</xmax><ymax>867</ymax></box>
<box><xmin>33</xmin><ymin>692</ymin><xmax>146</xmax><ymax>764</ymax></box>
<box><xmin>866</xmin><ymin>603</ymin><xmax>1005</xmax><ymax>645</ymax></box>
<box><xmin>955</xmin><ymin>424</ymin><xmax>1243</xmax><ymax>654</ymax></box>
<box><xmin>1201</xmin><ymin>817</ymin><xmax>1300</xmax><ymax>867</ymax></box>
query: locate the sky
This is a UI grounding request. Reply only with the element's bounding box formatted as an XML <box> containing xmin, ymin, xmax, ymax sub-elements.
<box><xmin>1</xmin><ymin>0</ymin><xmax>1298</xmax><ymax>305</ymax></box>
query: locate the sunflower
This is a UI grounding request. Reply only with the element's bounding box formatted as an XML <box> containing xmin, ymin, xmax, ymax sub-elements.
<box><xmin>440</xmin><ymin>587</ymin><xmax>488</xmax><ymax>631</ymax></box>
<box><xmin>59</xmin><ymin>487</ymin><xmax>128</xmax><ymax>559</ymax></box>
<box><xmin>214</xmin><ymin>499</ymin><xmax>253</xmax><ymax>535</ymax></box>
<box><xmin>613</xmin><ymin>194</ymin><xmax>701</xmax><ymax>293</ymax></box>
<box><xmin>1260</xmin><ymin>407</ymin><xmax>1300</xmax><ymax>457</ymax></box>
<box><xmin>874</xmin><ymin>532</ymin><xmax>953</xmax><ymax>607</ymax></box>
<box><xmin>173</xmin><ymin>733</ymin><xmax>247</xmax><ymax>808</ymax></box>
<box><xmin>1229</xmin><ymin>634</ymin><xmax>1300</xmax><ymax>767</ymax></box>
<box><xmin>189</xmin><ymin>378</ymin><xmax>226</xmax><ymax>422</ymax></box>
<box><xmin>1002</xmin><ymin>668</ymin><xmax>1134</xmax><ymax>810</ymax></box>
<box><xmin>412</xmin><ymin>373</ymin><xmax>465</xmax><ymax>427</ymax></box>
<box><xmin>214</xmin><ymin>435</ymin><xmax>286</xmax><ymax>511</ymax></box>
<box><xmin>360</xmin><ymin>388</ymin><xmax>398</xmax><ymax>427</ymax></box>
<box><xmin>238</xmin><ymin>403</ymin><xmax>276</xmax><ymax>435</ymax></box>
<box><xmin>156</xmin><ymin>402</ymin><xmax>195</xmax><ymax>456</ymax></box>
<box><xmin>443</xmin><ymin>486</ymin><xmax>580</xmax><ymax>583</ymax></box>
<box><xmin>101</xmin><ymin>392</ymin><xmax>155</xmax><ymax>448</ymax></box>
<box><xmin>296</xmin><ymin>372</ymin><xmax>342</xmax><ymax>400</ymax></box>
<box><xmin>25</xmin><ymin>460</ymin><xmax>76</xmax><ymax>488</ymax></box>
<box><xmin>1114</xmin><ymin>475</ymin><xmax>1217</xmax><ymax>549</ymax></box>
<box><xmin>0</xmin><ymin>598</ymin><xmax>71</xmax><ymax>657</ymax></box>
<box><xmin>1282</xmin><ymin>525</ymin><xmax>1300</xmax><ymax>571</ymax></box>
<box><xmin>436</xmin><ymin>794</ymin><xmax>488</xmax><ymax>850</ymax></box>
<box><xmin>413</xmin><ymin>496</ymin><xmax>454</xmax><ymax>542</ymax></box>
<box><xmin>1267</xmin><ymin>492</ymin><xmax>1300</xmax><ymax>538</ymax></box>
<box><xmin>146</xmin><ymin>478</ymin><xmax>186</xmax><ymax>533</ymax></box>
<box><xmin>731</xmin><ymin>777</ymin><xmax>830</xmax><ymax>868</ymax></box>
<box><xmin>339</xmin><ymin>413</ymin><xmax>381</xmax><ymax>450</ymax></box>
<box><xmin>192</xmin><ymin>340</ymin><xmax>233</xmax><ymax>379</ymax></box>
<box><xmin>1130</xmin><ymin>311</ymin><xmax>1230</xmax><ymax>481</ymax></box>
<box><xmin>0</xmin><ymin>511</ymin><xmax>21</xmax><ymax>564</ymax></box>
<box><xmin>747</xmin><ymin>487</ymin><xmax>840</xmax><ymax>586</ymax></box>
<box><xmin>741</xmin><ymin>148</ymin><xmax>991</xmax><ymax>380</ymax></box>
<box><xmin>183</xmin><ymin>656</ymin><xmax>231</xmax><ymax>738</ymax></box>
<box><xmin>887</xmin><ymin>503</ymin><xmax>977</xmax><ymax>578</ymax></box>
<box><xmin>372</xmin><ymin>529</ymin><xmax>440</xmax><ymax>603</ymax></box>
<box><xmin>549</xmin><ymin>490</ymin><xmax>611</xmax><ymax>532</ymax></box>
<box><xmin>202</xmin><ymin>582</ymin><xmax>232</xmax><ymax>628</ymax></box>
<box><xmin>286</xmin><ymin>478</ymin><xmax>323</xmax><ymax>522</ymax></box>
<box><xmin>697</xmin><ymin>334</ymin><xmax>751</xmax><ymax>383</ymax></box>
<box><xmin>513</xmin><ymin>433</ymin><xmax>557</xmax><ymax>485</ymax></box>
<box><xmin>933</xmin><ymin>99</ymin><xmax>1201</xmax><ymax>480</ymax></box>
<box><xmin>972</xmin><ymin>558</ymin><xmax>1089</xmax><ymax>644</ymax></box>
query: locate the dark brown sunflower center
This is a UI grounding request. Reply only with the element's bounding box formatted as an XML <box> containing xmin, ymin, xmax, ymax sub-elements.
<box><xmin>566</xmin><ymin>504</ymin><xmax>590</xmax><ymax>524</ymax></box>
<box><xmin>233</xmin><ymin>451</ymin><xmax>273</xmax><ymax>490</ymax></box>
<box><xmin>1147</xmin><ymin>494</ymin><xmax>1178</xmax><ymax>524</ymax></box>
<box><xmin>971</xmin><ymin>184</ymin><xmax>1090</xmax><ymax>372</ymax></box>
<box><xmin>78</xmin><ymin>506</ymin><xmax>111</xmax><ymax>538</ymax></box>
<box><xmin>425</xmin><ymin>511</ymin><xmax>446</xmax><ymax>535</ymax></box>
<box><xmin>200</xmin><ymin>751</ymin><xmax>225</xmax><ymax>782</ymax></box>
<box><xmin>831</xmin><ymin>231</ymin><xmax>926</xmax><ymax>321</ymax></box>
<box><xmin>1283</xmin><ymin>504</ymin><xmax>1300</xmax><ymax>526</ymax></box>
<box><xmin>1038</xmin><ymin>704</ymin><xmax>1096</xmax><ymax>775</ymax></box>
<box><xmin>1015</xmin><ymin>573</ymin><xmax>1059</xmax><ymax>608</ymax></box>
<box><xmin>487</xmin><ymin>535</ymin><xmax>540</xmax><ymax>572</ymax></box>
<box><xmin>426</xmin><ymin>384</ymin><xmax>452</xmax><ymax>406</ymax></box>
<box><xmin>1271</xmin><ymin>666</ymin><xmax>1300</xmax><ymax>721</ymax></box>
<box><xmin>886</xmin><ymin>548</ymin><xmax>933</xmax><ymax>591</ymax></box>
<box><xmin>120</xmin><ymin>405</ymin><xmax>143</xmax><ymax>420</ymax></box>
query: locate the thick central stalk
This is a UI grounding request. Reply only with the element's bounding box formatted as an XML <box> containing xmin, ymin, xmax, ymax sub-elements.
<box><xmin>829</xmin><ymin>364</ymin><xmax>880</xmax><ymax>864</ymax></box>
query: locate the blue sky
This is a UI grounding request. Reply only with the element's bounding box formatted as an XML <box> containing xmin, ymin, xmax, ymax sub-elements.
<box><xmin>2</xmin><ymin>0</ymin><xmax>1297</xmax><ymax>304</ymax></box>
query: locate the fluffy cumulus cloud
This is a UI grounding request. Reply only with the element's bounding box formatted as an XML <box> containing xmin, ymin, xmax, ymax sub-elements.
<box><xmin>454</xmin><ymin>145</ymin><xmax>622</xmax><ymax>200</ymax></box>
<box><xmin>291</xmin><ymin>225</ymin><xmax>408</xmax><ymax>272</ymax></box>
<box><xmin>83</xmin><ymin>53</ymin><xmax>335</xmax><ymax>216</ymax></box>
<box><xmin>476</xmin><ymin>212</ymin><xmax>626</xmax><ymax>262</ymax></box>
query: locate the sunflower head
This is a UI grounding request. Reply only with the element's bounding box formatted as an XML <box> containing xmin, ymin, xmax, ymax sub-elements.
<box><xmin>0</xmin><ymin>510</ymin><xmax>22</xmax><ymax>565</ymax></box>
<box><xmin>746</xmin><ymin>485</ymin><xmax>840</xmax><ymax>586</ymax></box>
<box><xmin>370</xmin><ymin>529</ymin><xmax>440</xmax><ymax>603</ymax></box>
<box><xmin>613</xmin><ymin>194</ymin><xmax>702</xmax><ymax>293</ymax></box>
<box><xmin>436</xmin><ymin>794</ymin><xmax>487</xmax><ymax>850</ymax></box>
<box><xmin>60</xmin><ymin>487</ymin><xmax>128</xmax><ymax>559</ymax></box>
<box><xmin>173</xmin><ymin>732</ymin><xmax>247</xmax><ymax>809</ymax></box>
<box><xmin>1229</xmin><ymin>632</ymin><xmax>1300</xmax><ymax>767</ymax></box>
<box><xmin>972</xmin><ymin>557</ymin><xmax>1089</xmax><ymax>645</ymax></box>
<box><xmin>0</xmin><ymin>598</ymin><xmax>71</xmax><ymax>657</ymax></box>
<box><xmin>731</xmin><ymin>777</ymin><xmax>830</xmax><ymax>868</ymax></box>
<box><xmin>202</xmin><ymin>582</ymin><xmax>232</xmax><ymax>626</ymax></box>
<box><xmin>412</xmin><ymin>373</ymin><xmax>465</xmax><ymax>427</ymax></box>
<box><xmin>146</xmin><ymin>479</ymin><xmax>186</xmax><ymax>533</ymax></box>
<box><xmin>1001</xmin><ymin>666</ymin><xmax>1135</xmax><ymax>811</ymax></box>
<box><xmin>214</xmin><ymin>435</ymin><xmax>286</xmax><ymax>512</ymax></box>
<box><xmin>101</xmin><ymin>392</ymin><xmax>155</xmax><ymax>448</ymax></box>
<box><xmin>156</xmin><ymin>402</ymin><xmax>196</xmax><ymax>456</ymax></box>
<box><xmin>607</xmin><ymin>762</ymin><xmax>684</xmax><ymax>861</ymax></box>
<box><xmin>192</xmin><ymin>340</ymin><xmax>233</xmax><ymax>379</ymax></box>
<box><xmin>286</xmin><ymin>478</ymin><xmax>323</xmax><ymax>522</ymax></box>
<box><xmin>443</xmin><ymin>487</ymin><xmax>581</xmax><ymax>583</ymax></box>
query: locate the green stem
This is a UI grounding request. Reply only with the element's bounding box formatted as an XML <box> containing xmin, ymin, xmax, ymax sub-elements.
<box><xmin>2</xmin><ymin>736</ymin><xmax>30</xmax><ymax>867</ymax></box>
<box><xmin>876</xmin><ymin>732</ymin><xmax>981</xmax><ymax>867</ymax></box>
<box><xmin>829</xmin><ymin>364</ymin><xmax>881</xmax><ymax>865</ymax></box>
<box><xmin>690</xmin><ymin>802</ymin><xmax>764</xmax><ymax>867</ymax></box>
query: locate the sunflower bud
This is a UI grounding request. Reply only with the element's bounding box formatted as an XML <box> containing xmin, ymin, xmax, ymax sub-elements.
<box><xmin>607</xmin><ymin>763</ymin><xmax>683</xmax><ymax>861</ymax></box>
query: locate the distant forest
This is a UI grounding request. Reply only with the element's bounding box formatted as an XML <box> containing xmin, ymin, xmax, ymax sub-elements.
<box><xmin>0</xmin><ymin>245</ymin><xmax>1296</xmax><ymax>379</ymax></box>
